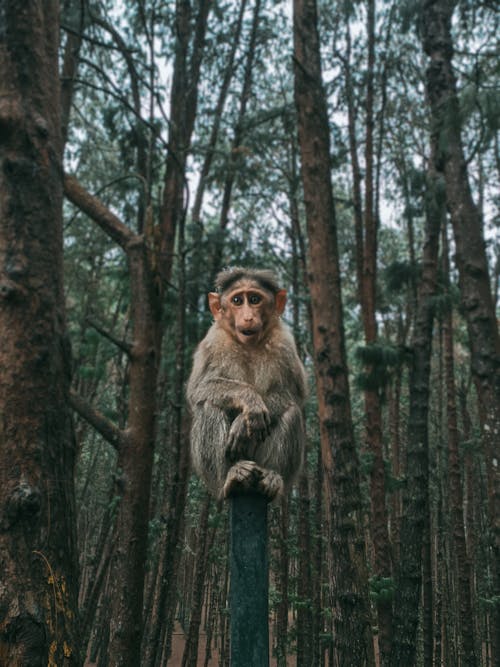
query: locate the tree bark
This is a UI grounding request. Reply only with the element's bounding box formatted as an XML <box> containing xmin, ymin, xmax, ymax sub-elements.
<box><xmin>343</xmin><ymin>16</ymin><xmax>364</xmax><ymax>305</ymax></box>
<box><xmin>293</xmin><ymin>1</ymin><xmax>374</xmax><ymax>664</ymax></box>
<box><xmin>0</xmin><ymin>2</ymin><xmax>79</xmax><ymax>663</ymax></box>
<box><xmin>64</xmin><ymin>3</ymin><xmax>210</xmax><ymax>662</ymax></box>
<box><xmin>296</xmin><ymin>472</ymin><xmax>313</xmax><ymax>666</ymax></box>
<box><xmin>275</xmin><ymin>497</ymin><xmax>289</xmax><ymax>667</ymax></box>
<box><xmin>109</xmin><ymin>242</ymin><xmax>162</xmax><ymax>667</ymax></box>
<box><xmin>188</xmin><ymin>0</ymin><xmax>247</xmax><ymax>330</ymax></box>
<box><xmin>64</xmin><ymin>175</ymin><xmax>162</xmax><ymax>667</ymax></box>
<box><xmin>181</xmin><ymin>495</ymin><xmax>212</xmax><ymax>667</ymax></box>
<box><xmin>442</xmin><ymin>226</ymin><xmax>477</xmax><ymax>666</ymax></box>
<box><xmin>159</xmin><ymin>0</ymin><xmax>211</xmax><ymax>286</ymax></box>
<box><xmin>190</xmin><ymin>0</ymin><xmax>247</xmax><ymax>229</ymax></box>
<box><xmin>390</xmin><ymin>158</ymin><xmax>443</xmax><ymax>666</ymax></box>
<box><xmin>210</xmin><ymin>0</ymin><xmax>261</xmax><ymax>278</ymax></box>
<box><xmin>420</xmin><ymin>2</ymin><xmax>500</xmax><ymax>660</ymax></box>
<box><xmin>350</xmin><ymin>1</ymin><xmax>393</xmax><ymax>658</ymax></box>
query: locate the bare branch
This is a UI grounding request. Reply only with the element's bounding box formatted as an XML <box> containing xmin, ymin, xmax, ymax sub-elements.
<box><xmin>86</xmin><ymin>317</ymin><xmax>132</xmax><ymax>356</ymax></box>
<box><xmin>70</xmin><ymin>390</ymin><xmax>124</xmax><ymax>452</ymax></box>
<box><xmin>90</xmin><ymin>13</ymin><xmax>142</xmax><ymax>118</ymax></box>
<box><xmin>64</xmin><ymin>174</ymin><xmax>137</xmax><ymax>250</ymax></box>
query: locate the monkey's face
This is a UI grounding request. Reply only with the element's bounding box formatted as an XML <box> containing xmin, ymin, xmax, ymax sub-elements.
<box><xmin>208</xmin><ymin>279</ymin><xmax>287</xmax><ymax>347</ymax></box>
<box><xmin>224</xmin><ymin>284</ymin><xmax>270</xmax><ymax>345</ymax></box>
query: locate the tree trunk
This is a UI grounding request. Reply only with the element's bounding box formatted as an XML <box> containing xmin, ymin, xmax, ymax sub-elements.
<box><xmin>181</xmin><ymin>495</ymin><xmax>212</xmax><ymax>667</ymax></box>
<box><xmin>293</xmin><ymin>1</ymin><xmax>374</xmax><ymax>664</ymax></box>
<box><xmin>296</xmin><ymin>471</ymin><xmax>313</xmax><ymax>666</ymax></box>
<box><xmin>275</xmin><ymin>497</ymin><xmax>290</xmax><ymax>667</ymax></box>
<box><xmin>188</xmin><ymin>0</ymin><xmax>247</xmax><ymax>327</ymax></box>
<box><xmin>210</xmin><ymin>0</ymin><xmax>261</xmax><ymax>278</ymax></box>
<box><xmin>63</xmin><ymin>174</ymin><xmax>161</xmax><ymax>666</ymax></box>
<box><xmin>344</xmin><ymin>7</ymin><xmax>393</xmax><ymax>655</ymax></box>
<box><xmin>389</xmin><ymin>158</ymin><xmax>443</xmax><ymax>666</ymax></box>
<box><xmin>343</xmin><ymin>15</ymin><xmax>364</xmax><ymax>305</ymax></box>
<box><xmin>143</xmin><ymin>227</ymin><xmax>190</xmax><ymax>663</ymax></box>
<box><xmin>64</xmin><ymin>3</ymin><xmax>210</xmax><ymax>663</ymax></box>
<box><xmin>0</xmin><ymin>2</ymin><xmax>79</xmax><ymax>663</ymax></box>
<box><xmin>159</xmin><ymin>0</ymin><xmax>211</xmax><ymax>286</ymax></box>
<box><xmin>312</xmin><ymin>440</ymin><xmax>324</xmax><ymax>667</ymax></box>
<box><xmin>158</xmin><ymin>191</ymin><xmax>191</xmax><ymax>666</ymax></box>
<box><xmin>190</xmin><ymin>0</ymin><xmax>247</xmax><ymax>228</ymax></box>
<box><xmin>422</xmin><ymin>509</ymin><xmax>434</xmax><ymax>667</ymax></box>
<box><xmin>442</xmin><ymin>226</ymin><xmax>477</xmax><ymax>666</ymax></box>
<box><xmin>420</xmin><ymin>4</ymin><xmax>500</xmax><ymax>661</ymax></box>
<box><xmin>149</xmin><ymin>425</ymin><xmax>190</xmax><ymax>667</ymax></box>
<box><xmin>109</xmin><ymin>244</ymin><xmax>161</xmax><ymax>666</ymax></box>
<box><xmin>387</xmin><ymin>371</ymin><xmax>402</xmax><ymax>561</ymax></box>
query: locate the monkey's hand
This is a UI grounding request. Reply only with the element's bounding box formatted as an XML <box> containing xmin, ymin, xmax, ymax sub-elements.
<box><xmin>226</xmin><ymin>402</ymin><xmax>271</xmax><ymax>462</ymax></box>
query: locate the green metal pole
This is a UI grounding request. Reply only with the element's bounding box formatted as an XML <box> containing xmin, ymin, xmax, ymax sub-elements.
<box><xmin>229</xmin><ymin>492</ymin><xmax>269</xmax><ymax>666</ymax></box>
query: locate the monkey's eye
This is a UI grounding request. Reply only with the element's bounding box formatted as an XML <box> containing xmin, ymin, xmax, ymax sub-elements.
<box><xmin>231</xmin><ymin>295</ymin><xmax>243</xmax><ymax>306</ymax></box>
<box><xmin>248</xmin><ymin>294</ymin><xmax>262</xmax><ymax>305</ymax></box>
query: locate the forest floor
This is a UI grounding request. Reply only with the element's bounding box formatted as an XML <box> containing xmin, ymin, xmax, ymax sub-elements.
<box><xmin>169</xmin><ymin>621</ymin><xmax>220</xmax><ymax>665</ymax></box>
<box><xmin>83</xmin><ymin>621</ymin><xmax>300</xmax><ymax>664</ymax></box>
<box><xmin>168</xmin><ymin>621</ymin><xmax>295</xmax><ymax>665</ymax></box>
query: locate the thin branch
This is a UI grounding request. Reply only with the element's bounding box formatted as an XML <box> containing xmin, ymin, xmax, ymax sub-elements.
<box><xmin>72</xmin><ymin>75</ymin><xmax>169</xmax><ymax>149</ymax></box>
<box><xmin>70</xmin><ymin>390</ymin><xmax>124</xmax><ymax>452</ymax></box>
<box><xmin>64</xmin><ymin>174</ymin><xmax>137</xmax><ymax>250</ymax></box>
<box><xmin>86</xmin><ymin>318</ymin><xmax>132</xmax><ymax>356</ymax></box>
<box><xmin>90</xmin><ymin>13</ymin><xmax>142</xmax><ymax>117</ymax></box>
<box><xmin>61</xmin><ymin>23</ymin><xmax>128</xmax><ymax>52</ymax></box>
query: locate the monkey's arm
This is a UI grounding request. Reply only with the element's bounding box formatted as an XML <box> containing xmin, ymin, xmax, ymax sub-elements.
<box><xmin>223</xmin><ymin>403</ymin><xmax>305</xmax><ymax>500</ymax></box>
<box><xmin>189</xmin><ymin>375</ymin><xmax>260</xmax><ymax>407</ymax></box>
<box><xmin>191</xmin><ymin>377</ymin><xmax>271</xmax><ymax>456</ymax></box>
<box><xmin>188</xmin><ymin>375</ymin><xmax>267</xmax><ymax>416</ymax></box>
<box><xmin>187</xmin><ymin>354</ymin><xmax>271</xmax><ymax>459</ymax></box>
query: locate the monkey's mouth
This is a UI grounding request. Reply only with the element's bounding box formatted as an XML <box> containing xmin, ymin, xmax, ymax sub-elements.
<box><xmin>238</xmin><ymin>328</ymin><xmax>260</xmax><ymax>340</ymax></box>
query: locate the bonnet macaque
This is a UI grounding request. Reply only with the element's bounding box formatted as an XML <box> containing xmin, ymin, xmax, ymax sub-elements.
<box><xmin>187</xmin><ymin>267</ymin><xmax>307</xmax><ymax>501</ymax></box>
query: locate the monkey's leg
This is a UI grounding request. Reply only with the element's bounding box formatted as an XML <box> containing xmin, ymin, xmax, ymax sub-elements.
<box><xmin>223</xmin><ymin>460</ymin><xmax>264</xmax><ymax>499</ymax></box>
<box><xmin>258</xmin><ymin>404</ymin><xmax>305</xmax><ymax>486</ymax></box>
<box><xmin>190</xmin><ymin>403</ymin><xmax>230</xmax><ymax>496</ymax></box>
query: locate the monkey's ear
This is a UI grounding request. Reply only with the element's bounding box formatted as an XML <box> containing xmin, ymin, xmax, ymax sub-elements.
<box><xmin>208</xmin><ymin>292</ymin><xmax>223</xmax><ymax>320</ymax></box>
<box><xmin>275</xmin><ymin>289</ymin><xmax>287</xmax><ymax>315</ymax></box>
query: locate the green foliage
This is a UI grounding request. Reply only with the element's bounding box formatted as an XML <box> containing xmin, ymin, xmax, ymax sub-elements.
<box><xmin>360</xmin><ymin>451</ymin><xmax>375</xmax><ymax>476</ymax></box>
<box><xmin>356</xmin><ymin>342</ymin><xmax>408</xmax><ymax>368</ymax></box>
<box><xmin>268</xmin><ymin>585</ymin><xmax>281</xmax><ymax>609</ymax></box>
<box><xmin>108</xmin><ymin>493</ymin><xmax>121</xmax><ymax>516</ymax></box>
<box><xmin>384</xmin><ymin>459</ymin><xmax>405</xmax><ymax>494</ymax></box>
<box><xmin>369</xmin><ymin>576</ymin><xmax>395</xmax><ymax>604</ymax></box>
<box><xmin>355</xmin><ymin>342</ymin><xmax>411</xmax><ymax>393</ymax></box>
<box><xmin>384</xmin><ymin>260</ymin><xmax>420</xmax><ymax>293</ymax></box>
<box><xmin>397</xmin><ymin>0</ymin><xmax>422</xmax><ymax>34</ymax></box>
<box><xmin>428</xmin><ymin>291</ymin><xmax>455</xmax><ymax>317</ymax></box>
<box><xmin>479</xmin><ymin>595</ymin><xmax>500</xmax><ymax>610</ymax></box>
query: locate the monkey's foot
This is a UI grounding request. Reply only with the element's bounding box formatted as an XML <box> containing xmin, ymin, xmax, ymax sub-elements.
<box><xmin>258</xmin><ymin>470</ymin><xmax>284</xmax><ymax>501</ymax></box>
<box><xmin>223</xmin><ymin>460</ymin><xmax>264</xmax><ymax>499</ymax></box>
<box><xmin>223</xmin><ymin>462</ymin><xmax>283</xmax><ymax>501</ymax></box>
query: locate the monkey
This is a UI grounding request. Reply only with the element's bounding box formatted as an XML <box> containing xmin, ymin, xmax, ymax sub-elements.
<box><xmin>186</xmin><ymin>267</ymin><xmax>307</xmax><ymax>501</ymax></box>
